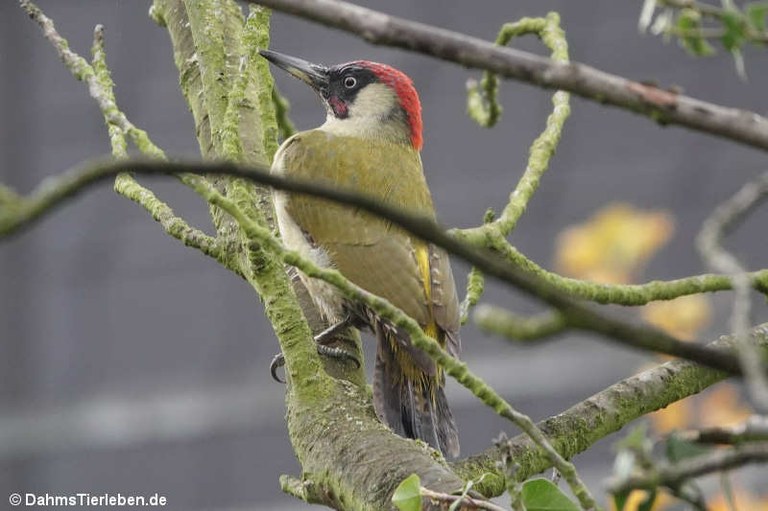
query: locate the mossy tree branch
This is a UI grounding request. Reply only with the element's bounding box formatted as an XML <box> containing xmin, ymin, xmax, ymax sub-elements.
<box><xmin>16</xmin><ymin>1</ymin><xmax>226</xmax><ymax>270</ymax></box>
<box><xmin>464</xmin><ymin>13</ymin><xmax>570</xmax><ymax>240</ymax></box>
<box><xmin>461</xmin><ymin>14</ymin><xmax>570</xmax><ymax>329</ymax></box>
<box><xmin>149</xmin><ymin>0</ymin><xmax>329</xmax><ymax>407</ymax></box>
<box><xmin>91</xmin><ymin>24</ymin><xmax>229</xmax><ymax>271</ymax></box>
<box><xmin>474</xmin><ymin>307</ymin><xmax>567</xmax><ymax>341</ymax></box>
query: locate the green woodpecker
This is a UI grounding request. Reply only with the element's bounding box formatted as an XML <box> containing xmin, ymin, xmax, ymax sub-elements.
<box><xmin>261</xmin><ymin>50</ymin><xmax>460</xmax><ymax>457</ymax></box>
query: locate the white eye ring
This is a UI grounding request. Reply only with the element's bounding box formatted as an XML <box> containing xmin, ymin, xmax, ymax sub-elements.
<box><xmin>343</xmin><ymin>76</ymin><xmax>357</xmax><ymax>89</ymax></box>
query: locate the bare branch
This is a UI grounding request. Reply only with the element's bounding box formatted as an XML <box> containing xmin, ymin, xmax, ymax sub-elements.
<box><xmin>606</xmin><ymin>442</ymin><xmax>768</xmax><ymax>494</ymax></box>
<box><xmin>255</xmin><ymin>0</ymin><xmax>768</xmax><ymax>152</ymax></box>
<box><xmin>419</xmin><ymin>487</ymin><xmax>509</xmax><ymax>511</ymax></box>
<box><xmin>679</xmin><ymin>416</ymin><xmax>768</xmax><ymax>445</ymax></box>
<box><xmin>697</xmin><ymin>171</ymin><xmax>768</xmax><ymax>411</ymax></box>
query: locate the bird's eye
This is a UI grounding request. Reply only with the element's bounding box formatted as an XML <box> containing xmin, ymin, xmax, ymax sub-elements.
<box><xmin>343</xmin><ymin>76</ymin><xmax>357</xmax><ymax>89</ymax></box>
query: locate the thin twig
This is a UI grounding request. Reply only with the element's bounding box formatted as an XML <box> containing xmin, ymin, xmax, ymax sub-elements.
<box><xmin>697</xmin><ymin>171</ymin><xmax>768</xmax><ymax>411</ymax></box>
<box><xmin>272</xmin><ymin>87</ymin><xmax>296</xmax><ymax>141</ymax></box>
<box><xmin>463</xmin><ymin>13</ymin><xmax>572</xmax><ymax>324</ymax></box>
<box><xmin>679</xmin><ymin>414</ymin><xmax>768</xmax><ymax>444</ymax></box>
<box><xmin>21</xmin><ymin>1</ymin><xmax>226</xmax><ymax>269</ymax></box>
<box><xmin>459</xmin><ymin>265</ymin><xmax>485</xmax><ymax>325</ymax></box>
<box><xmin>480</xmin><ymin>242</ymin><xmax>768</xmax><ymax>304</ymax></box>
<box><xmin>459</xmin><ymin>210</ymin><xmax>493</xmax><ymax>326</ymax></box>
<box><xmin>474</xmin><ymin>306</ymin><xmax>566</xmax><ymax>341</ymax></box>
<box><xmin>255</xmin><ymin>0</ymin><xmax>768</xmax><ymax>152</ymax></box>
<box><xmin>658</xmin><ymin>0</ymin><xmax>721</xmax><ymax>18</ymax></box>
<box><xmin>656</xmin><ymin>0</ymin><xmax>768</xmax><ymax>44</ymax></box>
<box><xmin>19</xmin><ymin>0</ymin><xmax>164</xmax><ymax>158</ymax></box>
<box><xmin>494</xmin><ymin>433</ymin><xmax>525</xmax><ymax>511</ymax></box>
<box><xmin>465</xmin><ymin>13</ymin><xmax>570</xmax><ymax>238</ymax></box>
<box><xmin>420</xmin><ymin>487</ymin><xmax>508</xmax><ymax>511</ymax></box>
<box><xmin>606</xmin><ymin>442</ymin><xmax>768</xmax><ymax>493</ymax></box>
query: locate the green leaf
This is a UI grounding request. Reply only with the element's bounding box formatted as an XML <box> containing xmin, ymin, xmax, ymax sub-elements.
<box><xmin>392</xmin><ymin>474</ymin><xmax>422</xmax><ymax>511</ymax></box>
<box><xmin>677</xmin><ymin>8</ymin><xmax>702</xmax><ymax>30</ymax></box>
<box><xmin>613</xmin><ymin>489</ymin><xmax>657</xmax><ymax>511</ymax></box>
<box><xmin>666</xmin><ymin>433</ymin><xmax>712</xmax><ymax>463</ymax></box>
<box><xmin>676</xmin><ymin>9</ymin><xmax>716</xmax><ymax>55</ymax></box>
<box><xmin>746</xmin><ymin>2</ymin><xmax>768</xmax><ymax>32</ymax></box>
<box><xmin>613</xmin><ymin>491</ymin><xmax>630</xmax><ymax>511</ymax></box>
<box><xmin>681</xmin><ymin>35</ymin><xmax>716</xmax><ymax>56</ymax></box>
<box><xmin>615</xmin><ymin>423</ymin><xmax>651</xmax><ymax>452</ymax></box>
<box><xmin>520</xmin><ymin>479</ymin><xmax>580</xmax><ymax>511</ymax></box>
<box><xmin>720</xmin><ymin>9</ymin><xmax>747</xmax><ymax>51</ymax></box>
<box><xmin>637</xmin><ymin>488</ymin><xmax>657</xmax><ymax>511</ymax></box>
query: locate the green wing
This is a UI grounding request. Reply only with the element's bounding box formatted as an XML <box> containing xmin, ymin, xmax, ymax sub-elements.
<box><xmin>277</xmin><ymin>130</ymin><xmax>460</xmax><ymax>356</ymax></box>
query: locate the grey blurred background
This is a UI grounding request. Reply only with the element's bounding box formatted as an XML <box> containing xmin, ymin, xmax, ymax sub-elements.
<box><xmin>1</xmin><ymin>1</ymin><xmax>766</xmax><ymax>510</ymax></box>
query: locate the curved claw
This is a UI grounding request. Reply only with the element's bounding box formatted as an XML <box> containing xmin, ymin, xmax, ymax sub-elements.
<box><xmin>269</xmin><ymin>344</ymin><xmax>360</xmax><ymax>385</ymax></box>
<box><xmin>270</xmin><ymin>352</ymin><xmax>286</xmax><ymax>383</ymax></box>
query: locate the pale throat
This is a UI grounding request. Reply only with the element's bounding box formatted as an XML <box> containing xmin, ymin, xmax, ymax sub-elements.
<box><xmin>320</xmin><ymin>82</ymin><xmax>412</xmax><ymax>145</ymax></box>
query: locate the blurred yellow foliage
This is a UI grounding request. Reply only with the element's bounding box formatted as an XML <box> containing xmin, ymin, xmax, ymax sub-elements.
<box><xmin>609</xmin><ymin>490</ymin><xmax>672</xmax><ymax>511</ymax></box>
<box><xmin>709</xmin><ymin>487</ymin><xmax>768</xmax><ymax>511</ymax></box>
<box><xmin>649</xmin><ymin>398</ymin><xmax>693</xmax><ymax>435</ymax></box>
<box><xmin>642</xmin><ymin>295</ymin><xmax>713</xmax><ymax>341</ymax></box>
<box><xmin>553</xmin><ymin>204</ymin><xmax>762</xmax><ymax>509</ymax></box>
<box><xmin>698</xmin><ymin>383</ymin><xmax>753</xmax><ymax>428</ymax></box>
<box><xmin>612</xmin><ymin>486</ymin><xmax>768</xmax><ymax>511</ymax></box>
<box><xmin>649</xmin><ymin>382</ymin><xmax>752</xmax><ymax>435</ymax></box>
<box><xmin>555</xmin><ymin>203</ymin><xmax>674</xmax><ymax>284</ymax></box>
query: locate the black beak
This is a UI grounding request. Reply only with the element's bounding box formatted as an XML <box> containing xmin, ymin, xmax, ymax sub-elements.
<box><xmin>260</xmin><ymin>49</ymin><xmax>329</xmax><ymax>92</ymax></box>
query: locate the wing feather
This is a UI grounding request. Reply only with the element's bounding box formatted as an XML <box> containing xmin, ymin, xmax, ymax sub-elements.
<box><xmin>275</xmin><ymin>129</ymin><xmax>460</xmax><ymax>368</ymax></box>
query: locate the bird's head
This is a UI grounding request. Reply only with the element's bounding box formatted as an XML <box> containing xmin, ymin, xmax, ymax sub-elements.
<box><xmin>260</xmin><ymin>50</ymin><xmax>423</xmax><ymax>150</ymax></box>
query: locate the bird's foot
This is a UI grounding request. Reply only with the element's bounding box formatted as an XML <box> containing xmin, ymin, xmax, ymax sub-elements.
<box><xmin>270</xmin><ymin>318</ymin><xmax>361</xmax><ymax>383</ymax></box>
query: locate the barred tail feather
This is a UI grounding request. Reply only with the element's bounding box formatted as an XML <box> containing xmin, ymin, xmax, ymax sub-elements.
<box><xmin>373</xmin><ymin>330</ymin><xmax>460</xmax><ymax>458</ymax></box>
